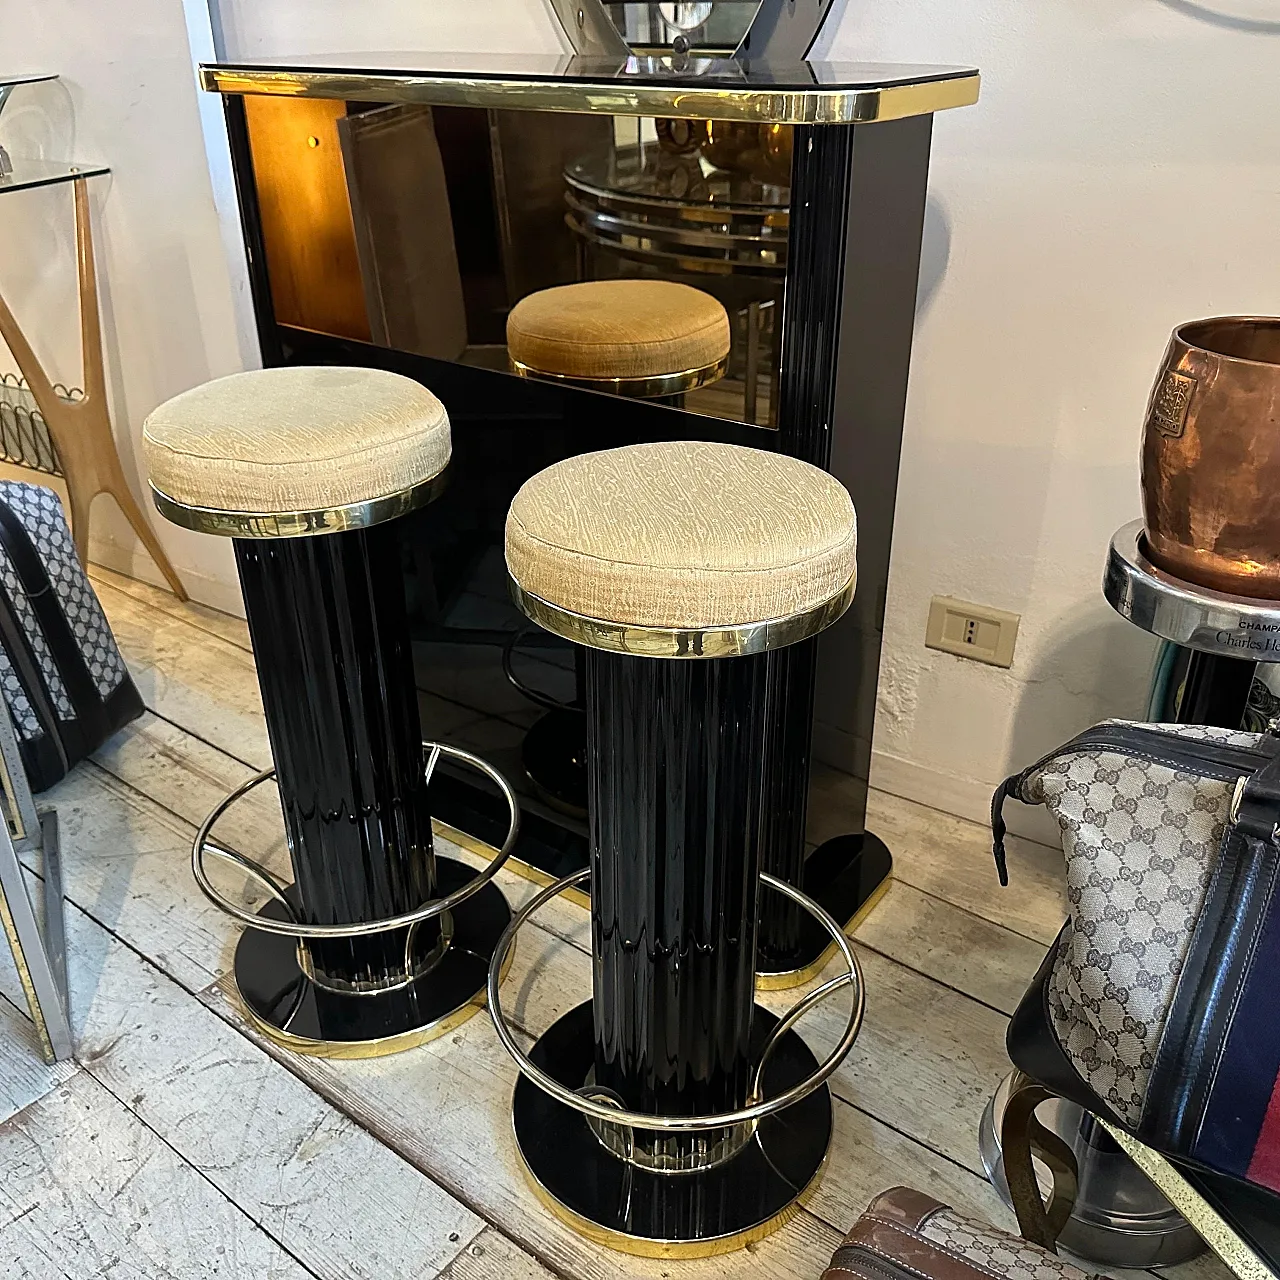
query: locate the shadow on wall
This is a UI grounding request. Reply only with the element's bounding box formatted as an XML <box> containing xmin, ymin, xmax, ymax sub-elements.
<box><xmin>995</xmin><ymin>598</ymin><xmax>1156</xmax><ymax>844</ymax></box>
<box><xmin>917</xmin><ymin>195</ymin><xmax>950</xmax><ymax>318</ymax></box>
<box><xmin>1005</xmin><ymin>596</ymin><xmax>1157</xmax><ymax>774</ymax></box>
<box><xmin>1157</xmin><ymin>0</ymin><xmax>1280</xmax><ymax>33</ymax></box>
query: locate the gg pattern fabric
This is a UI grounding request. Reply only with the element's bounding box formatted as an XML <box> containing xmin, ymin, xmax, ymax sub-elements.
<box><xmin>505</xmin><ymin>440</ymin><xmax>857</xmax><ymax>630</ymax></box>
<box><xmin>919</xmin><ymin>1206</ymin><xmax>1097</xmax><ymax>1280</ymax></box>
<box><xmin>142</xmin><ymin>366</ymin><xmax>451</xmax><ymax>517</ymax></box>
<box><xmin>506</xmin><ymin>280</ymin><xmax>730</xmax><ymax>381</ymax></box>
<box><xmin>824</xmin><ymin>1188</ymin><xmax>1102</xmax><ymax>1280</ymax></box>
<box><xmin>1021</xmin><ymin>721</ymin><xmax>1244</xmax><ymax>1127</ymax></box>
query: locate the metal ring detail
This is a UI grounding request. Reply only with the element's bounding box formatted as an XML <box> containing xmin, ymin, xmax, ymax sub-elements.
<box><xmin>509</xmin><ymin>575</ymin><xmax>856</xmax><ymax>660</ymax></box>
<box><xmin>486</xmin><ymin>869</ymin><xmax>864</xmax><ymax>1133</ymax></box>
<box><xmin>190</xmin><ymin>742</ymin><xmax>520</xmax><ymax>938</ymax></box>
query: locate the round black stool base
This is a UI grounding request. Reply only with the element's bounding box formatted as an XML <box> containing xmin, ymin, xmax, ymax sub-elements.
<box><xmin>756</xmin><ymin>832</ymin><xmax>893</xmax><ymax>989</ymax></box>
<box><xmin>234</xmin><ymin>856</ymin><xmax>513</xmax><ymax>1059</ymax></box>
<box><xmin>522</xmin><ymin>708</ymin><xmax>587</xmax><ymax>816</ymax></box>
<box><xmin>513</xmin><ymin>1000</ymin><xmax>833</xmax><ymax>1258</ymax></box>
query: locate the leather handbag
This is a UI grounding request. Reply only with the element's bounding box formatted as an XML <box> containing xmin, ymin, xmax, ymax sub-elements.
<box><xmin>992</xmin><ymin>720</ymin><xmax>1280</xmax><ymax>1252</ymax></box>
<box><xmin>823</xmin><ymin>1188</ymin><xmax>1102</xmax><ymax>1280</ymax></box>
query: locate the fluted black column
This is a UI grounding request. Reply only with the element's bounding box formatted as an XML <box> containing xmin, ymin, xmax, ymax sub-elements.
<box><xmin>587</xmin><ymin>648</ymin><xmax>767</xmax><ymax>1131</ymax></box>
<box><xmin>235</xmin><ymin>521</ymin><xmax>437</xmax><ymax>990</ymax></box>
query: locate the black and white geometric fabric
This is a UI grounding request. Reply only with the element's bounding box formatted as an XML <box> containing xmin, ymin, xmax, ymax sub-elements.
<box><xmin>0</xmin><ymin>481</ymin><xmax>128</xmax><ymax>702</ymax></box>
<box><xmin>0</xmin><ymin>491</ymin><xmax>75</xmax><ymax>733</ymax></box>
<box><xmin>0</xmin><ymin>644</ymin><xmax>40</xmax><ymax>739</ymax></box>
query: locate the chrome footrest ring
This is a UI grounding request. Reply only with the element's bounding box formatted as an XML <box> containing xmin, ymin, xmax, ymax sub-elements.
<box><xmin>486</xmin><ymin>868</ymin><xmax>865</xmax><ymax>1135</ymax></box>
<box><xmin>191</xmin><ymin>741</ymin><xmax>520</xmax><ymax>941</ymax></box>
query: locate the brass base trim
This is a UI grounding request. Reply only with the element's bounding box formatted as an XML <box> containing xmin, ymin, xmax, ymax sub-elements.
<box><xmin>509</xmin><ymin>353</ymin><xmax>728</xmax><ymax>399</ymax></box>
<box><xmin>755</xmin><ymin>872</ymin><xmax>890</xmax><ymax>991</ymax></box>
<box><xmin>429</xmin><ymin>818</ymin><xmax>889</xmax><ymax>945</ymax></box>
<box><xmin>150</xmin><ymin>467</ymin><xmax>448</xmax><ymax>540</ymax></box>
<box><xmin>430</xmin><ymin>818</ymin><xmax>593</xmax><ymax>911</ymax></box>
<box><xmin>516</xmin><ymin>1120</ymin><xmax>828</xmax><ymax>1258</ymax></box>
<box><xmin>229</xmin><ymin>940</ymin><xmax>515</xmax><ymax>1061</ymax></box>
<box><xmin>510</xmin><ymin>575</ymin><xmax>856</xmax><ymax>659</ymax></box>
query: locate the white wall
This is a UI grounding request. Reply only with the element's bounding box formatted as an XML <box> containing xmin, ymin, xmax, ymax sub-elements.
<box><xmin>0</xmin><ymin>0</ymin><xmax>253</xmax><ymax>611</ymax></box>
<box><xmin>3</xmin><ymin>0</ymin><xmax>1277</xmax><ymax>826</ymax></box>
<box><xmin>815</xmin><ymin>0</ymin><xmax>1280</xmax><ymax>826</ymax></box>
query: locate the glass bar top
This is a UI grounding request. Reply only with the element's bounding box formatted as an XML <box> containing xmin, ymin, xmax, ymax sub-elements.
<box><xmin>0</xmin><ymin>74</ymin><xmax>57</xmax><ymax>89</ymax></box>
<box><xmin>0</xmin><ymin>159</ymin><xmax>109</xmax><ymax>195</ymax></box>
<box><xmin>200</xmin><ymin>52</ymin><xmax>979</xmax><ymax>124</ymax></box>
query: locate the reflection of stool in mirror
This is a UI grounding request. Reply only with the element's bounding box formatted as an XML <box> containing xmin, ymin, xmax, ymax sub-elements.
<box><xmin>507</xmin><ymin>278</ymin><xmax>730</xmax><ymax>400</ymax></box>
<box><xmin>144</xmin><ymin>366</ymin><xmax>517</xmax><ymax>1057</ymax></box>
<box><xmin>493</xmin><ymin>440</ymin><xmax>864</xmax><ymax>1256</ymax></box>
<box><xmin>504</xmin><ymin>279</ymin><xmax>731</xmax><ymax>814</ymax></box>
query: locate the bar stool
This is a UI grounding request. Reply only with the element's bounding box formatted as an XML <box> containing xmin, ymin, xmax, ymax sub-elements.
<box><xmin>142</xmin><ymin>366</ymin><xmax>517</xmax><ymax>1058</ymax></box>
<box><xmin>504</xmin><ymin>279</ymin><xmax>732</xmax><ymax>816</ymax></box>
<box><xmin>489</xmin><ymin>440</ymin><xmax>866</xmax><ymax>1256</ymax></box>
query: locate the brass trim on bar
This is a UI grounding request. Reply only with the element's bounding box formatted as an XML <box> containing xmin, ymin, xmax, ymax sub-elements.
<box><xmin>510</xmin><ymin>575</ymin><xmax>856</xmax><ymax>659</ymax></box>
<box><xmin>509</xmin><ymin>353</ymin><xmax>729</xmax><ymax>399</ymax></box>
<box><xmin>150</xmin><ymin>468</ymin><xmax>448</xmax><ymax>539</ymax></box>
<box><xmin>200</xmin><ymin>65</ymin><xmax>980</xmax><ymax>126</ymax></box>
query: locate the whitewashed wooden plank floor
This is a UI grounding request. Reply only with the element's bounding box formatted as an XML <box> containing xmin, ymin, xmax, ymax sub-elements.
<box><xmin>0</xmin><ymin>564</ymin><xmax>1232</xmax><ymax>1280</ymax></box>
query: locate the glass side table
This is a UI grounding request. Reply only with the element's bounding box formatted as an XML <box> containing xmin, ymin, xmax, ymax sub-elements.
<box><xmin>0</xmin><ymin>73</ymin><xmax>186</xmax><ymax>598</ymax></box>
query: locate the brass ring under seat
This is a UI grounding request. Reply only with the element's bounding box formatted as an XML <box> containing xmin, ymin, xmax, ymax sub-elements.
<box><xmin>509</xmin><ymin>353</ymin><xmax>729</xmax><ymax>399</ymax></box>
<box><xmin>150</xmin><ymin>466</ymin><xmax>449</xmax><ymax>539</ymax></box>
<box><xmin>509</xmin><ymin>574</ymin><xmax>856</xmax><ymax>659</ymax></box>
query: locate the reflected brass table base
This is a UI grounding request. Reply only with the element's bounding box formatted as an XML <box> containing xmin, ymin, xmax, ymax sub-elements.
<box><xmin>235</xmin><ymin>856</ymin><xmax>512</xmax><ymax>1059</ymax></box>
<box><xmin>758</xmin><ymin>832</ymin><xmax>893</xmax><ymax>989</ymax></box>
<box><xmin>513</xmin><ymin>1000</ymin><xmax>832</xmax><ymax>1258</ymax></box>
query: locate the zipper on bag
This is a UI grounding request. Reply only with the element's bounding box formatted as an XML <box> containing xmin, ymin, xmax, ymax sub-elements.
<box><xmin>827</xmin><ymin>1244</ymin><xmax>933</xmax><ymax>1280</ymax></box>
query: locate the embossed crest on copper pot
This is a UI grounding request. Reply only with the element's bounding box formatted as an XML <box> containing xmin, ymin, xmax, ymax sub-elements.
<box><xmin>1141</xmin><ymin>317</ymin><xmax>1280</xmax><ymax>598</ymax></box>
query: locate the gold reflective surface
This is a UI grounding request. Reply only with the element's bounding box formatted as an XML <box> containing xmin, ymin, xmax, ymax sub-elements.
<box><xmin>150</xmin><ymin>470</ymin><xmax>448</xmax><ymax>539</ymax></box>
<box><xmin>1100</xmin><ymin>1123</ymin><xmax>1274</xmax><ymax>1280</ymax></box>
<box><xmin>510</xmin><ymin>575</ymin><xmax>856</xmax><ymax>658</ymax></box>
<box><xmin>517</xmin><ymin>1130</ymin><xmax>828</xmax><ymax>1257</ymax></box>
<box><xmin>510</xmin><ymin>352</ymin><xmax>729</xmax><ymax>397</ymax></box>
<box><xmin>231</xmin><ymin>942</ymin><xmax>515</xmax><ymax>1061</ymax></box>
<box><xmin>201</xmin><ymin>64</ymin><xmax>980</xmax><ymax>127</ymax></box>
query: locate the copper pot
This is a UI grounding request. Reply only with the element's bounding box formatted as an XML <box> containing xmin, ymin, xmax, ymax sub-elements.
<box><xmin>1141</xmin><ymin>317</ymin><xmax>1280</xmax><ymax>598</ymax></box>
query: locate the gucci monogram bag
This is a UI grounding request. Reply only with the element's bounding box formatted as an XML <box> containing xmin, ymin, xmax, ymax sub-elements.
<box><xmin>991</xmin><ymin>720</ymin><xmax>1280</xmax><ymax>1208</ymax></box>
<box><xmin>823</xmin><ymin>1188</ymin><xmax>1104</xmax><ymax>1280</ymax></box>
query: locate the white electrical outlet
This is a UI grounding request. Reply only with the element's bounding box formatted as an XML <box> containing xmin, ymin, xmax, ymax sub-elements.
<box><xmin>925</xmin><ymin>596</ymin><xmax>1019</xmax><ymax>668</ymax></box>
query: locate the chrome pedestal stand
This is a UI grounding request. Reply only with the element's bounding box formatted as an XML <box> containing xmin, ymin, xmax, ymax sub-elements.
<box><xmin>979</xmin><ymin>1072</ymin><xmax>1203</xmax><ymax>1268</ymax></box>
<box><xmin>977</xmin><ymin>520</ymin><xmax>1280</xmax><ymax>1269</ymax></box>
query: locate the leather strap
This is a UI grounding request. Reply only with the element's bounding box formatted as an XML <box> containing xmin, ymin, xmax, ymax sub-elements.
<box><xmin>1235</xmin><ymin>740</ymin><xmax>1280</xmax><ymax>840</ymax></box>
<box><xmin>829</xmin><ymin>1215</ymin><xmax>999</xmax><ymax>1280</ymax></box>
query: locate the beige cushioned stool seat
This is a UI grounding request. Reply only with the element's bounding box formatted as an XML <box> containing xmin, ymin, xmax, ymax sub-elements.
<box><xmin>506</xmin><ymin>280</ymin><xmax>731</xmax><ymax>382</ymax></box>
<box><xmin>143</xmin><ymin>366</ymin><xmax>450</xmax><ymax>517</ymax></box>
<box><xmin>506</xmin><ymin>441</ymin><xmax>857</xmax><ymax>631</ymax></box>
